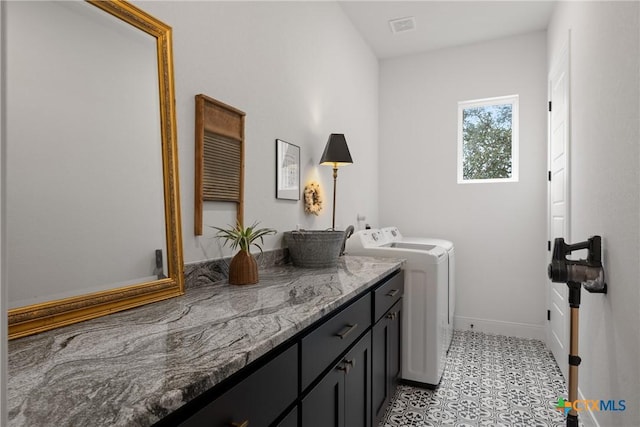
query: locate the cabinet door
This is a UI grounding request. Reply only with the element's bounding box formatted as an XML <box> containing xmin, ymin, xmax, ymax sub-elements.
<box><xmin>389</xmin><ymin>300</ymin><xmax>402</xmax><ymax>384</ymax></box>
<box><xmin>344</xmin><ymin>331</ymin><xmax>371</xmax><ymax>427</ymax></box>
<box><xmin>372</xmin><ymin>312</ymin><xmax>390</xmax><ymax>425</ymax></box>
<box><xmin>372</xmin><ymin>300</ymin><xmax>402</xmax><ymax>426</ymax></box>
<box><xmin>302</xmin><ymin>332</ymin><xmax>372</xmax><ymax>427</ymax></box>
<box><xmin>301</xmin><ymin>364</ymin><xmax>344</xmax><ymax>427</ymax></box>
<box><xmin>276</xmin><ymin>406</ymin><xmax>297</xmax><ymax>427</ymax></box>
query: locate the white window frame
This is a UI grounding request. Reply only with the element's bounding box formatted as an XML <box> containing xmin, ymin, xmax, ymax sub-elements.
<box><xmin>457</xmin><ymin>94</ymin><xmax>519</xmax><ymax>184</ymax></box>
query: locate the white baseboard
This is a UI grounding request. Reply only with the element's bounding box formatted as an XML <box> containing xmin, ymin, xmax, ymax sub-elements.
<box><xmin>454</xmin><ymin>315</ymin><xmax>545</xmax><ymax>340</ymax></box>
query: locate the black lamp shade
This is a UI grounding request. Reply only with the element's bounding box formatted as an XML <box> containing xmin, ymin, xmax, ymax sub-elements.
<box><xmin>319</xmin><ymin>134</ymin><xmax>353</xmax><ymax>167</ymax></box>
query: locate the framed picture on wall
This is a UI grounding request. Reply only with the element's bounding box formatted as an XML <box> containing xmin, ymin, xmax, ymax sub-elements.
<box><xmin>276</xmin><ymin>139</ymin><xmax>300</xmax><ymax>200</ymax></box>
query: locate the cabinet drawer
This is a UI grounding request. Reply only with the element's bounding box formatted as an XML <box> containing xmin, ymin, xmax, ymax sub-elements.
<box><xmin>180</xmin><ymin>344</ymin><xmax>298</xmax><ymax>427</ymax></box>
<box><xmin>301</xmin><ymin>293</ymin><xmax>371</xmax><ymax>390</ymax></box>
<box><xmin>373</xmin><ymin>270</ymin><xmax>404</xmax><ymax>322</ymax></box>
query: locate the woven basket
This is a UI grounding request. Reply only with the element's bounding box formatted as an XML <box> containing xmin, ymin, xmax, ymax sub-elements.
<box><xmin>283</xmin><ymin>230</ymin><xmax>346</xmax><ymax>268</ymax></box>
<box><xmin>229</xmin><ymin>250</ymin><xmax>259</xmax><ymax>285</ymax></box>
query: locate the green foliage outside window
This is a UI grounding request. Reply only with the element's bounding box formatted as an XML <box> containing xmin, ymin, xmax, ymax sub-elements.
<box><xmin>462</xmin><ymin>104</ymin><xmax>513</xmax><ymax>180</ymax></box>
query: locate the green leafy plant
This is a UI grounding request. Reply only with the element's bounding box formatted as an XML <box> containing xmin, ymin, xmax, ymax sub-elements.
<box><xmin>211</xmin><ymin>221</ymin><xmax>277</xmax><ymax>255</ymax></box>
<box><xmin>462</xmin><ymin>103</ymin><xmax>513</xmax><ymax>180</ymax></box>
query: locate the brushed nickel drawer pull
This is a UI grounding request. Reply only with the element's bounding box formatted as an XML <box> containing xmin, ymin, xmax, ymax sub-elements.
<box><xmin>386</xmin><ymin>289</ymin><xmax>399</xmax><ymax>297</ymax></box>
<box><xmin>335</xmin><ymin>323</ymin><xmax>358</xmax><ymax>339</ymax></box>
<box><xmin>230</xmin><ymin>421</ymin><xmax>249</xmax><ymax>427</ymax></box>
<box><xmin>386</xmin><ymin>311</ymin><xmax>397</xmax><ymax>320</ymax></box>
<box><xmin>337</xmin><ymin>359</ymin><xmax>356</xmax><ymax>374</ymax></box>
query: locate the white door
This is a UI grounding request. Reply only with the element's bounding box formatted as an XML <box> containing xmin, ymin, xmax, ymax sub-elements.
<box><xmin>547</xmin><ymin>37</ymin><xmax>571</xmax><ymax>379</ymax></box>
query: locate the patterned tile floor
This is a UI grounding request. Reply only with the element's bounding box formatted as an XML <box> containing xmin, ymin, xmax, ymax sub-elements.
<box><xmin>380</xmin><ymin>330</ymin><xmax>573</xmax><ymax>427</ymax></box>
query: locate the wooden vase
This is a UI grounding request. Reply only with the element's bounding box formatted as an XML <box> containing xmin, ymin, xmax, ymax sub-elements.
<box><xmin>229</xmin><ymin>250</ymin><xmax>259</xmax><ymax>285</ymax></box>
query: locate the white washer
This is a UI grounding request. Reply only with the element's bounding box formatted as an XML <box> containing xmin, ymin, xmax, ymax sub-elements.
<box><xmin>380</xmin><ymin>227</ymin><xmax>456</xmax><ymax>355</ymax></box>
<box><xmin>346</xmin><ymin>227</ymin><xmax>451</xmax><ymax>387</ymax></box>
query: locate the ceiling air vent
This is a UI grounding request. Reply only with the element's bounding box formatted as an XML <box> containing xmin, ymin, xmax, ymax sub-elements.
<box><xmin>389</xmin><ymin>16</ymin><xmax>416</xmax><ymax>34</ymax></box>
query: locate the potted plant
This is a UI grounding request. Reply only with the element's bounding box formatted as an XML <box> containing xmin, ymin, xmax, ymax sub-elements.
<box><xmin>211</xmin><ymin>221</ymin><xmax>277</xmax><ymax>285</ymax></box>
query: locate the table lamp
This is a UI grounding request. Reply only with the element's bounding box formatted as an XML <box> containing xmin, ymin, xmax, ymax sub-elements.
<box><xmin>319</xmin><ymin>133</ymin><xmax>353</xmax><ymax>230</ymax></box>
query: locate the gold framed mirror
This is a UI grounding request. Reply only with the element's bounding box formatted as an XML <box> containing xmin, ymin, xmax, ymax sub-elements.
<box><xmin>6</xmin><ymin>0</ymin><xmax>183</xmax><ymax>339</ymax></box>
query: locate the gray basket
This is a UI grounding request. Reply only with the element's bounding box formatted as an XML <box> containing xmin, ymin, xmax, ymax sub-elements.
<box><xmin>283</xmin><ymin>230</ymin><xmax>346</xmax><ymax>268</ymax></box>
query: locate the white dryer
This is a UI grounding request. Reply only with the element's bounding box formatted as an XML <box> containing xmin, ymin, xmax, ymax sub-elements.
<box><xmin>345</xmin><ymin>227</ymin><xmax>452</xmax><ymax>387</ymax></box>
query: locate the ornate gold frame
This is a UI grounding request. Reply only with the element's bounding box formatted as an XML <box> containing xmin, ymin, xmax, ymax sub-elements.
<box><xmin>8</xmin><ymin>0</ymin><xmax>184</xmax><ymax>339</ymax></box>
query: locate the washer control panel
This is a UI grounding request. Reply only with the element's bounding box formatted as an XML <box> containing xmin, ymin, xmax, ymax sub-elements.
<box><xmin>347</xmin><ymin>228</ymin><xmax>388</xmax><ymax>248</ymax></box>
<box><xmin>381</xmin><ymin>226</ymin><xmax>402</xmax><ymax>242</ymax></box>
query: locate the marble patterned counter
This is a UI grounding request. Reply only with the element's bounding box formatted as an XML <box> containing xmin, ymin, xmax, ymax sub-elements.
<box><xmin>7</xmin><ymin>255</ymin><xmax>403</xmax><ymax>427</ymax></box>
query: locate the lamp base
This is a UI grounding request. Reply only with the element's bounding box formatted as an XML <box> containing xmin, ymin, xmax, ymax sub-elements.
<box><xmin>331</xmin><ymin>167</ymin><xmax>338</xmax><ymax>230</ymax></box>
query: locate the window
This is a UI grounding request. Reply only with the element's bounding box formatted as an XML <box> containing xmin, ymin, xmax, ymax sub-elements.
<box><xmin>457</xmin><ymin>95</ymin><xmax>519</xmax><ymax>183</ymax></box>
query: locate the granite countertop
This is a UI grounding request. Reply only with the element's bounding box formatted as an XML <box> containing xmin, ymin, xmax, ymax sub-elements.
<box><xmin>7</xmin><ymin>255</ymin><xmax>403</xmax><ymax>427</ymax></box>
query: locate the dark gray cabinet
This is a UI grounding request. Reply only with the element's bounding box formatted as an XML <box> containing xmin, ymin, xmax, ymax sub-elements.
<box><xmin>161</xmin><ymin>269</ymin><xmax>404</xmax><ymax>427</ymax></box>
<box><xmin>344</xmin><ymin>331</ymin><xmax>372</xmax><ymax>427</ymax></box>
<box><xmin>373</xmin><ymin>271</ymin><xmax>403</xmax><ymax>321</ymax></box>
<box><xmin>277</xmin><ymin>407</ymin><xmax>298</xmax><ymax>427</ymax></box>
<box><xmin>372</xmin><ymin>299</ymin><xmax>402</xmax><ymax>426</ymax></box>
<box><xmin>178</xmin><ymin>344</ymin><xmax>298</xmax><ymax>427</ymax></box>
<box><xmin>302</xmin><ymin>331</ymin><xmax>371</xmax><ymax>427</ymax></box>
<box><xmin>301</xmin><ymin>356</ymin><xmax>343</xmax><ymax>427</ymax></box>
<box><xmin>301</xmin><ymin>293</ymin><xmax>371</xmax><ymax>390</ymax></box>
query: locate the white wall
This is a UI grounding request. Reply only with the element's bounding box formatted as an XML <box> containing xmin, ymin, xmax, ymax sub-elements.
<box><xmin>379</xmin><ymin>32</ymin><xmax>548</xmax><ymax>338</ymax></box>
<box><xmin>548</xmin><ymin>2</ymin><xmax>640</xmax><ymax>426</ymax></box>
<box><xmin>0</xmin><ymin>0</ymin><xmax>6</xmax><ymax>424</ymax></box>
<box><xmin>1</xmin><ymin>2</ymin><xmax>378</xmax><ymax>420</ymax></box>
<box><xmin>135</xmin><ymin>1</ymin><xmax>380</xmax><ymax>264</ymax></box>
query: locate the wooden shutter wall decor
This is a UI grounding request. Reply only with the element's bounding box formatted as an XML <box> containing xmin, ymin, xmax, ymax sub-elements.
<box><xmin>195</xmin><ymin>94</ymin><xmax>245</xmax><ymax>235</ymax></box>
